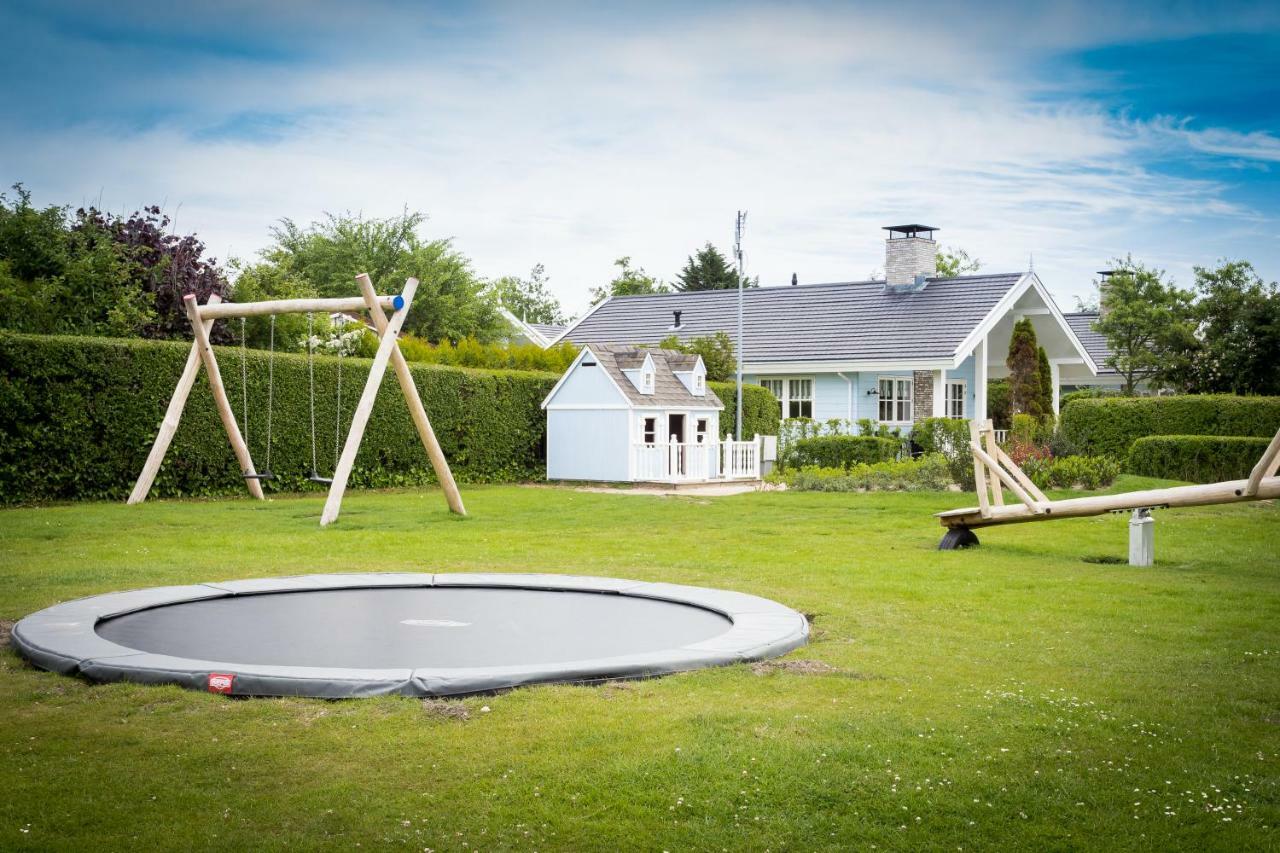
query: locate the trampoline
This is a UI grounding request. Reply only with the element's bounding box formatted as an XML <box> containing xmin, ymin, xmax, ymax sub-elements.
<box><xmin>12</xmin><ymin>573</ymin><xmax>808</xmax><ymax>698</ymax></box>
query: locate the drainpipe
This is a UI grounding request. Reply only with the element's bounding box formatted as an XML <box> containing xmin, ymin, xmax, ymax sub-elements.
<box><xmin>837</xmin><ymin>372</ymin><xmax>853</xmax><ymax>426</ymax></box>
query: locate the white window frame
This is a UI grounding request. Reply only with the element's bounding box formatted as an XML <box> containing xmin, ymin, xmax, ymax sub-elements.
<box><xmin>877</xmin><ymin>376</ymin><xmax>913</xmax><ymax>424</ymax></box>
<box><xmin>693</xmin><ymin>373</ymin><xmax>704</xmax><ymax>395</ymax></box>
<box><xmin>759</xmin><ymin>376</ymin><xmax>815</xmax><ymax>420</ymax></box>
<box><xmin>641</xmin><ymin>416</ymin><xmax>657</xmax><ymax>444</ymax></box>
<box><xmin>695</xmin><ymin>418</ymin><xmax>709</xmax><ymax>443</ymax></box>
<box><xmin>945</xmin><ymin>380</ymin><xmax>967</xmax><ymax>420</ymax></box>
<box><xmin>641</xmin><ymin>370</ymin><xmax>654</xmax><ymax>392</ymax></box>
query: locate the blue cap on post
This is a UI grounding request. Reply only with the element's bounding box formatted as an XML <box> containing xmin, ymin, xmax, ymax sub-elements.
<box><xmin>393</xmin><ymin>294</ymin><xmax>405</xmax><ymax>310</ymax></box>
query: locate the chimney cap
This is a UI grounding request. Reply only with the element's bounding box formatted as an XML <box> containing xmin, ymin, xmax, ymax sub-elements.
<box><xmin>1096</xmin><ymin>269</ymin><xmax>1117</xmax><ymax>278</ymax></box>
<box><xmin>883</xmin><ymin>224</ymin><xmax>939</xmax><ymax>239</ymax></box>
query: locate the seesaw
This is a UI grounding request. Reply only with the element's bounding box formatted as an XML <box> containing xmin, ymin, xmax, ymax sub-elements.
<box><xmin>936</xmin><ymin>419</ymin><xmax>1280</xmax><ymax>565</ymax></box>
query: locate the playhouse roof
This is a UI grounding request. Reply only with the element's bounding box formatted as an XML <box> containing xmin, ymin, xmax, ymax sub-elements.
<box><xmin>588</xmin><ymin>344</ymin><xmax>724</xmax><ymax>409</ymax></box>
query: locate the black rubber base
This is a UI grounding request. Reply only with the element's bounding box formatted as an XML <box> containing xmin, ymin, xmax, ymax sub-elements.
<box><xmin>938</xmin><ymin>527</ymin><xmax>980</xmax><ymax>550</ymax></box>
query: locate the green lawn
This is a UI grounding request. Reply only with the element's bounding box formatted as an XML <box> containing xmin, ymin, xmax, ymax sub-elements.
<box><xmin>1</xmin><ymin>480</ymin><xmax>1277</xmax><ymax>850</ymax></box>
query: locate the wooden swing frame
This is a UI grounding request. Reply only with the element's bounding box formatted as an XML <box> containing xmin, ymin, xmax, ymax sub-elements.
<box><xmin>127</xmin><ymin>274</ymin><xmax>466</xmax><ymax>526</ymax></box>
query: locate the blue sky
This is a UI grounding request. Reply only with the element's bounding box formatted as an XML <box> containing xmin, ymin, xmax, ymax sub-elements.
<box><xmin>2</xmin><ymin>0</ymin><xmax>1278</xmax><ymax>315</ymax></box>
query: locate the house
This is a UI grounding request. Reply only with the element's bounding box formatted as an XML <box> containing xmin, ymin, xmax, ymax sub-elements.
<box><xmin>551</xmin><ymin>224</ymin><xmax>1102</xmax><ymax>431</ymax></box>
<box><xmin>1062</xmin><ymin>311</ymin><xmax>1130</xmax><ymax>393</ymax></box>
<box><xmin>540</xmin><ymin>343</ymin><xmax>761</xmax><ymax>483</ymax></box>
<box><xmin>498</xmin><ymin>307</ymin><xmax>566</xmax><ymax>348</ymax></box>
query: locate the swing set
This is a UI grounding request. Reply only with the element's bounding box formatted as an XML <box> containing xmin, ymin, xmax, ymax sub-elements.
<box><xmin>127</xmin><ymin>274</ymin><xmax>465</xmax><ymax>526</ymax></box>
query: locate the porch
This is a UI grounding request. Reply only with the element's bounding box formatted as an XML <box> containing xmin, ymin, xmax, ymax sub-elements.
<box><xmin>631</xmin><ymin>437</ymin><xmax>762</xmax><ymax>483</ymax></box>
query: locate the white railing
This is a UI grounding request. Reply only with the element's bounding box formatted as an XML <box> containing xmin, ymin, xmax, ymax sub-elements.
<box><xmin>993</xmin><ymin>429</ymin><xmax>1009</xmax><ymax>445</ymax></box>
<box><xmin>631</xmin><ymin>437</ymin><xmax>760</xmax><ymax>482</ymax></box>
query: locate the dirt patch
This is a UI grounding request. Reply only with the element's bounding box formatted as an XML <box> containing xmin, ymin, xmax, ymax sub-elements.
<box><xmin>751</xmin><ymin>659</ymin><xmax>838</xmax><ymax>676</ymax></box>
<box><xmin>421</xmin><ymin>699</ymin><xmax>470</xmax><ymax>720</ymax></box>
<box><xmin>1083</xmin><ymin>555</ymin><xmax>1127</xmax><ymax>565</ymax></box>
<box><xmin>0</xmin><ymin>620</ymin><xmax>13</xmax><ymax>647</ymax></box>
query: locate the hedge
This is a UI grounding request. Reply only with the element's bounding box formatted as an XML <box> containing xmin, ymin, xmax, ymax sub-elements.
<box><xmin>1060</xmin><ymin>395</ymin><xmax>1280</xmax><ymax>457</ymax></box>
<box><xmin>776</xmin><ymin>454</ymin><xmax>951</xmax><ymax>492</ymax></box>
<box><xmin>791</xmin><ymin>435</ymin><xmax>899</xmax><ymax>470</ymax></box>
<box><xmin>0</xmin><ymin>332</ymin><xmax>780</xmax><ymax>504</ymax></box>
<box><xmin>1128</xmin><ymin>435</ymin><xmax>1272</xmax><ymax>484</ymax></box>
<box><xmin>711</xmin><ymin>380</ymin><xmax>779</xmax><ymax>442</ymax></box>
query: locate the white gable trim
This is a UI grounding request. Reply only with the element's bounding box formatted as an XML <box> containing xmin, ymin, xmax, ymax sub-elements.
<box><xmin>539</xmin><ymin>345</ymin><xmax>633</xmax><ymax>410</ymax></box>
<box><xmin>951</xmin><ymin>272</ymin><xmax>1098</xmax><ymax>374</ymax></box>
<box><xmin>546</xmin><ymin>296</ymin><xmax>612</xmax><ymax>346</ymax></box>
<box><xmin>498</xmin><ymin>307</ymin><xmax>554</xmax><ymax>348</ymax></box>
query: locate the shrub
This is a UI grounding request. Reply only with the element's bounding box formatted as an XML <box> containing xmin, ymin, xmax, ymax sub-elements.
<box><xmin>913</xmin><ymin>417</ymin><xmax>973</xmax><ymax>489</ymax></box>
<box><xmin>791</xmin><ymin>435</ymin><xmax>899</xmax><ymax>469</ymax></box>
<box><xmin>710</xmin><ymin>382</ymin><xmax>778</xmax><ymax>441</ymax></box>
<box><xmin>1060</xmin><ymin>387</ymin><xmax>1125</xmax><ymax>408</ymax></box>
<box><xmin>1021</xmin><ymin>455</ymin><xmax>1121</xmax><ymax>491</ymax></box>
<box><xmin>1060</xmin><ymin>394</ymin><xmax>1280</xmax><ymax>457</ymax></box>
<box><xmin>778</xmin><ymin>454</ymin><xmax>952</xmax><ymax>492</ymax></box>
<box><xmin>1128</xmin><ymin>435</ymin><xmax>1272</xmax><ymax>483</ymax></box>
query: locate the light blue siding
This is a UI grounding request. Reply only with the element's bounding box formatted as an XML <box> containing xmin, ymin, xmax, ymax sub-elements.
<box><xmin>947</xmin><ymin>355</ymin><xmax>977</xmax><ymax>421</ymax></box>
<box><xmin>813</xmin><ymin>374</ymin><xmax>852</xmax><ymax>421</ymax></box>
<box><xmin>546</xmin><ymin>410</ymin><xmax>632</xmax><ymax>481</ymax></box>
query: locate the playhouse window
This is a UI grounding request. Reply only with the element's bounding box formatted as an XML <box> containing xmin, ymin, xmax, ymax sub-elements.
<box><xmin>642</xmin><ymin>417</ymin><xmax>656</xmax><ymax>444</ymax></box>
<box><xmin>695</xmin><ymin>418</ymin><xmax>709</xmax><ymax>443</ymax></box>
<box><xmin>694</xmin><ymin>374</ymin><xmax>704</xmax><ymax>394</ymax></box>
<box><xmin>642</xmin><ymin>371</ymin><xmax>654</xmax><ymax>392</ymax></box>
<box><xmin>878</xmin><ymin>377</ymin><xmax>912</xmax><ymax>423</ymax></box>
<box><xmin>946</xmin><ymin>381</ymin><xmax>966</xmax><ymax>419</ymax></box>
<box><xmin>787</xmin><ymin>379</ymin><xmax>813</xmax><ymax>419</ymax></box>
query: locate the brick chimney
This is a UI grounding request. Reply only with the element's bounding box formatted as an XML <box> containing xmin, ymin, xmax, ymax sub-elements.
<box><xmin>1097</xmin><ymin>270</ymin><xmax>1116</xmax><ymax>318</ymax></box>
<box><xmin>883</xmin><ymin>224</ymin><xmax>938</xmax><ymax>290</ymax></box>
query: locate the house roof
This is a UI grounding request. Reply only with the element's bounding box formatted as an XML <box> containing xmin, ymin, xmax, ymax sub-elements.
<box><xmin>529</xmin><ymin>322</ymin><xmax>566</xmax><ymax>339</ymax></box>
<box><xmin>586</xmin><ymin>344</ymin><xmax>723</xmax><ymax>409</ymax></box>
<box><xmin>1063</xmin><ymin>312</ymin><xmax>1118</xmax><ymax>376</ymax></box>
<box><xmin>557</xmin><ymin>273</ymin><xmax>1026</xmax><ymax>364</ymax></box>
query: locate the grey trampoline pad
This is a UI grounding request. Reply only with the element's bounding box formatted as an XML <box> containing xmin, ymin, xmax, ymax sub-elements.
<box><xmin>13</xmin><ymin>573</ymin><xmax>809</xmax><ymax>698</ymax></box>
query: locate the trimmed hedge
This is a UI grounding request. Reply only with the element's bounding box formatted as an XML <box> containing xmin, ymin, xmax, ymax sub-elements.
<box><xmin>1128</xmin><ymin>435</ymin><xmax>1272</xmax><ymax>484</ymax></box>
<box><xmin>777</xmin><ymin>454</ymin><xmax>951</xmax><ymax>492</ymax></box>
<box><xmin>792</xmin><ymin>435</ymin><xmax>899</xmax><ymax>469</ymax></box>
<box><xmin>0</xmin><ymin>332</ymin><xmax>781</xmax><ymax>504</ymax></box>
<box><xmin>711</xmin><ymin>381</ymin><xmax>779</xmax><ymax>442</ymax></box>
<box><xmin>1060</xmin><ymin>395</ymin><xmax>1280</xmax><ymax>457</ymax></box>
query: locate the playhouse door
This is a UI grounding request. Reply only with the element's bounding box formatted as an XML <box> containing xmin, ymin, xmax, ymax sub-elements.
<box><xmin>667</xmin><ymin>414</ymin><xmax>686</xmax><ymax>476</ymax></box>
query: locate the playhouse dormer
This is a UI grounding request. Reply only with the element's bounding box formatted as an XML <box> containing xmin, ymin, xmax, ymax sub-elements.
<box><xmin>619</xmin><ymin>351</ymin><xmax>656</xmax><ymax>395</ymax></box>
<box><xmin>669</xmin><ymin>354</ymin><xmax>707</xmax><ymax>396</ymax></box>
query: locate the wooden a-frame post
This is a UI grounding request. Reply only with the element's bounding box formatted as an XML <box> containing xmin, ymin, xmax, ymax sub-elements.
<box><xmin>128</xmin><ymin>275</ymin><xmax>466</xmax><ymax>526</ymax></box>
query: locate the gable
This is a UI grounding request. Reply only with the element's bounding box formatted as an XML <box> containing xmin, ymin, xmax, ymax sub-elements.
<box><xmin>541</xmin><ymin>347</ymin><xmax>630</xmax><ymax>409</ymax></box>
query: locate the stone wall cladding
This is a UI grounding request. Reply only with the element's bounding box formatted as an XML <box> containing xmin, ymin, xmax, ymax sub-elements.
<box><xmin>885</xmin><ymin>237</ymin><xmax>938</xmax><ymax>286</ymax></box>
<box><xmin>912</xmin><ymin>370</ymin><xmax>934</xmax><ymax>423</ymax></box>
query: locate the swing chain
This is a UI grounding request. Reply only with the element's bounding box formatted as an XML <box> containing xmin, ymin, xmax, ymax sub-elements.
<box><xmin>307</xmin><ymin>312</ymin><xmax>319</xmax><ymax>477</ymax></box>
<box><xmin>239</xmin><ymin>317</ymin><xmax>248</xmax><ymax>446</ymax></box>
<box><xmin>265</xmin><ymin>315</ymin><xmax>274</xmax><ymax>473</ymax></box>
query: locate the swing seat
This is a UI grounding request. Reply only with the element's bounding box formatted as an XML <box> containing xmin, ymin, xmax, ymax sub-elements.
<box><xmin>243</xmin><ymin>470</ymin><xmax>276</xmax><ymax>481</ymax></box>
<box><xmin>307</xmin><ymin>471</ymin><xmax>334</xmax><ymax>485</ymax></box>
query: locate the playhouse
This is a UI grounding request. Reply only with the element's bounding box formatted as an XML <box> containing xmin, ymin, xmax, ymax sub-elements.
<box><xmin>541</xmin><ymin>344</ymin><xmax>761</xmax><ymax>483</ymax></box>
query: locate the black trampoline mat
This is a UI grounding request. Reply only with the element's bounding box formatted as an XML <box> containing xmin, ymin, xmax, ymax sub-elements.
<box><xmin>95</xmin><ymin>586</ymin><xmax>733</xmax><ymax>669</ymax></box>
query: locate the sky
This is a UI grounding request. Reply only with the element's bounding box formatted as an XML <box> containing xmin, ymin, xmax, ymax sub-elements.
<box><xmin>2</xmin><ymin>0</ymin><xmax>1278</xmax><ymax>318</ymax></box>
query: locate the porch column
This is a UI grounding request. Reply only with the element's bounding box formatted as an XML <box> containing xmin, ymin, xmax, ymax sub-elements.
<box><xmin>974</xmin><ymin>335</ymin><xmax>988</xmax><ymax>423</ymax></box>
<box><xmin>1051</xmin><ymin>362</ymin><xmax>1061</xmax><ymax>416</ymax></box>
<box><xmin>932</xmin><ymin>368</ymin><xmax>946</xmax><ymax>418</ymax></box>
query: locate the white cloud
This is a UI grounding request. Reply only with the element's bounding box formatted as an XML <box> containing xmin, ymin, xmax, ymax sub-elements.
<box><xmin>2</xmin><ymin>1</ymin><xmax>1277</xmax><ymax>317</ymax></box>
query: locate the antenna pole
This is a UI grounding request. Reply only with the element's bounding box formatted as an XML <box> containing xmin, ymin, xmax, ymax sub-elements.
<box><xmin>734</xmin><ymin>210</ymin><xmax>747</xmax><ymax>441</ymax></box>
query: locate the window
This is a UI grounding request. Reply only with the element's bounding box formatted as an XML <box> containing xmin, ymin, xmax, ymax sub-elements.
<box><xmin>787</xmin><ymin>379</ymin><xmax>813</xmax><ymax>419</ymax></box>
<box><xmin>693</xmin><ymin>374</ymin><xmax>704</xmax><ymax>394</ymax></box>
<box><xmin>641</xmin><ymin>370</ymin><xmax>654</xmax><ymax>392</ymax></box>
<box><xmin>759</xmin><ymin>377</ymin><xmax>814</xmax><ymax>420</ymax></box>
<box><xmin>642</xmin><ymin>417</ymin><xmax>656</xmax><ymax>444</ymax></box>
<box><xmin>945</xmin><ymin>381</ymin><xmax>966</xmax><ymax>419</ymax></box>
<box><xmin>695</xmin><ymin>418</ymin><xmax>709</xmax><ymax>443</ymax></box>
<box><xmin>878</xmin><ymin>377</ymin><xmax>913</xmax><ymax>423</ymax></box>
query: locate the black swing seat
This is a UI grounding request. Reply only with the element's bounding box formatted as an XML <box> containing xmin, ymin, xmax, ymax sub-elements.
<box><xmin>307</xmin><ymin>471</ymin><xmax>334</xmax><ymax>485</ymax></box>
<box><xmin>243</xmin><ymin>470</ymin><xmax>276</xmax><ymax>481</ymax></box>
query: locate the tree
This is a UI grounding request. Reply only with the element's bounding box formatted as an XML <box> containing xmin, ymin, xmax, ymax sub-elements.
<box><xmin>0</xmin><ymin>185</ymin><xmax>228</xmax><ymax>341</ymax></box>
<box><xmin>1092</xmin><ymin>259</ymin><xmax>1195</xmax><ymax>394</ymax></box>
<box><xmin>935</xmin><ymin>246</ymin><xmax>981</xmax><ymax>278</ymax></box>
<box><xmin>492</xmin><ymin>263</ymin><xmax>566</xmax><ymax>325</ymax></box>
<box><xmin>657</xmin><ymin>331</ymin><xmax>735</xmax><ymax>382</ymax></box>
<box><xmin>674</xmin><ymin>242</ymin><xmax>756</xmax><ymax>292</ymax></box>
<box><xmin>1182</xmin><ymin>260</ymin><xmax>1280</xmax><ymax>395</ymax></box>
<box><xmin>589</xmin><ymin>256</ymin><xmax>668</xmax><ymax>305</ymax></box>
<box><xmin>247</xmin><ymin>210</ymin><xmax>504</xmax><ymax>344</ymax></box>
<box><xmin>1006</xmin><ymin>318</ymin><xmax>1047</xmax><ymax>419</ymax></box>
<box><xmin>1037</xmin><ymin>346</ymin><xmax>1054</xmax><ymax>418</ymax></box>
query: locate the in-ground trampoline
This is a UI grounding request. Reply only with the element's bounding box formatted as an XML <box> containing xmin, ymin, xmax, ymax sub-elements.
<box><xmin>12</xmin><ymin>573</ymin><xmax>808</xmax><ymax>698</ymax></box>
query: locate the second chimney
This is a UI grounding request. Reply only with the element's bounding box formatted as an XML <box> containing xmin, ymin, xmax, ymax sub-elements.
<box><xmin>883</xmin><ymin>224</ymin><xmax>939</xmax><ymax>289</ymax></box>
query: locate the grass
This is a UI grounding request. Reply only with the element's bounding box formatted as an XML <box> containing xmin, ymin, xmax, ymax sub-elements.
<box><xmin>1</xmin><ymin>478</ymin><xmax>1277</xmax><ymax>850</ymax></box>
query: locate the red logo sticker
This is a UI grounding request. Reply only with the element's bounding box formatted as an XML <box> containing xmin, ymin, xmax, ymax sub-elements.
<box><xmin>208</xmin><ymin>673</ymin><xmax>235</xmax><ymax>694</ymax></box>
